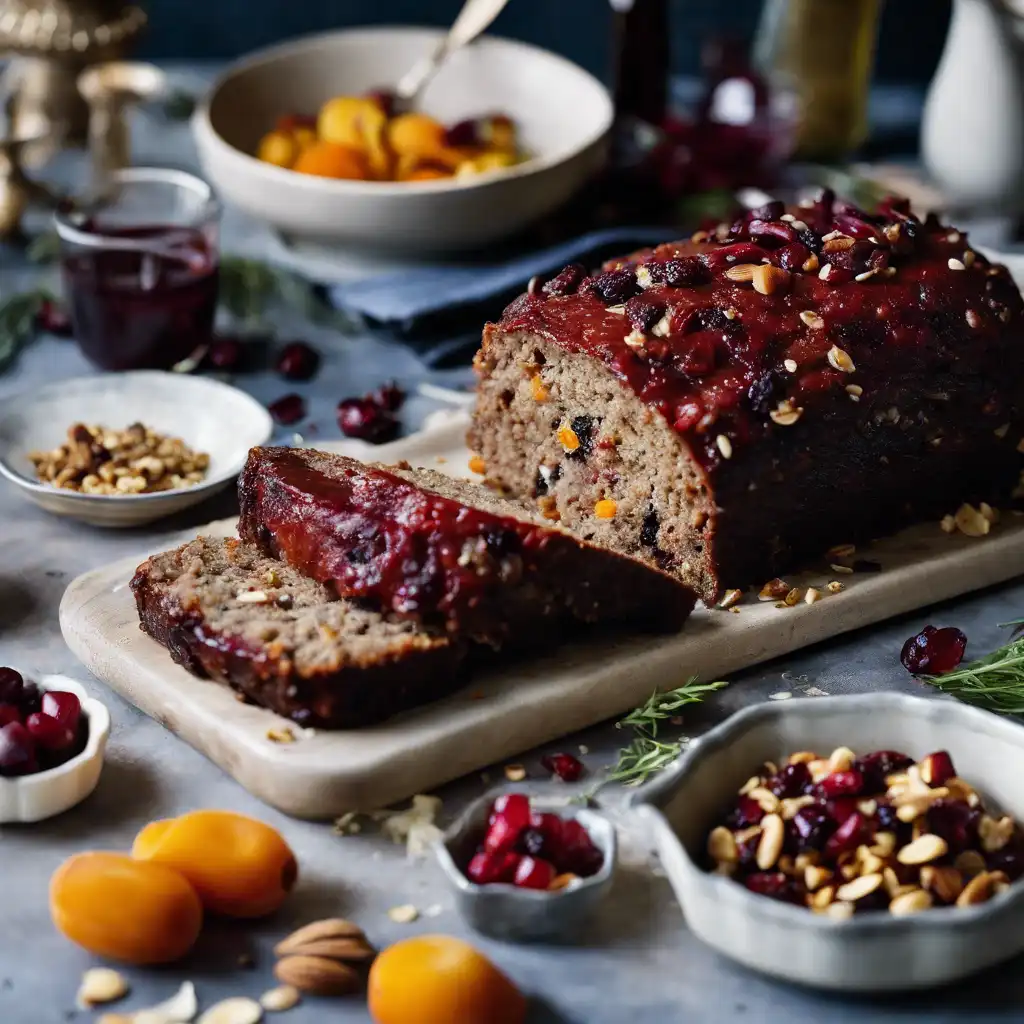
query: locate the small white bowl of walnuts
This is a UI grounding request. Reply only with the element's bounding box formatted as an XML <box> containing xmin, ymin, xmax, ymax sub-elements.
<box><xmin>0</xmin><ymin>371</ymin><xmax>272</xmax><ymax>527</ymax></box>
<box><xmin>631</xmin><ymin>692</ymin><xmax>1024</xmax><ymax>992</ymax></box>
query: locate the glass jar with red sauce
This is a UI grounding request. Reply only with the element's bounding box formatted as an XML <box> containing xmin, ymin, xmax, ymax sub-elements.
<box><xmin>54</xmin><ymin>168</ymin><xmax>221</xmax><ymax>371</ymax></box>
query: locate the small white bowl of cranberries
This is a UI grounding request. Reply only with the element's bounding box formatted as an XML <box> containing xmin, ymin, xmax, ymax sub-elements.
<box><xmin>630</xmin><ymin>692</ymin><xmax>1024</xmax><ymax>991</ymax></box>
<box><xmin>0</xmin><ymin>666</ymin><xmax>110</xmax><ymax>823</ymax></box>
<box><xmin>436</xmin><ymin>790</ymin><xmax>616</xmax><ymax>943</ymax></box>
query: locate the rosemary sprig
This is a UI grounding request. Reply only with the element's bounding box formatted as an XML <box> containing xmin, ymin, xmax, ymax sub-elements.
<box><xmin>925</xmin><ymin>626</ymin><xmax>1024</xmax><ymax>715</ymax></box>
<box><xmin>0</xmin><ymin>288</ymin><xmax>55</xmax><ymax>371</ymax></box>
<box><xmin>608</xmin><ymin>677</ymin><xmax>728</xmax><ymax>786</ymax></box>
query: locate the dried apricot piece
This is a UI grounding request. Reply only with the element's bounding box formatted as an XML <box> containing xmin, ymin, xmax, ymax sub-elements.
<box><xmin>293</xmin><ymin>142</ymin><xmax>369</xmax><ymax>180</ymax></box>
<box><xmin>387</xmin><ymin>113</ymin><xmax>447</xmax><ymax>159</ymax></box>
<box><xmin>318</xmin><ymin>96</ymin><xmax>381</xmax><ymax>150</ymax></box>
<box><xmin>50</xmin><ymin>852</ymin><xmax>202</xmax><ymax>964</ymax></box>
<box><xmin>131</xmin><ymin>809</ymin><xmax>298</xmax><ymax>918</ymax></box>
<box><xmin>257</xmin><ymin>131</ymin><xmax>298</xmax><ymax>169</ymax></box>
<box><xmin>368</xmin><ymin>935</ymin><xmax>526</xmax><ymax>1024</ymax></box>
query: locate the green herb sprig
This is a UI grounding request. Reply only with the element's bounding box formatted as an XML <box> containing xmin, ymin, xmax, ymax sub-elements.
<box><xmin>608</xmin><ymin>677</ymin><xmax>728</xmax><ymax>786</ymax></box>
<box><xmin>925</xmin><ymin>622</ymin><xmax>1024</xmax><ymax>715</ymax></box>
<box><xmin>0</xmin><ymin>288</ymin><xmax>56</xmax><ymax>372</ymax></box>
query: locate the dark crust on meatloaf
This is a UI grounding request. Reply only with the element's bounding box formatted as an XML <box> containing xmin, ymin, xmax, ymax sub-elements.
<box><xmin>237</xmin><ymin>447</ymin><xmax>695</xmax><ymax>645</ymax></box>
<box><xmin>469</xmin><ymin>194</ymin><xmax>1024</xmax><ymax>602</ymax></box>
<box><xmin>131</xmin><ymin>538</ymin><xmax>470</xmax><ymax>729</ymax></box>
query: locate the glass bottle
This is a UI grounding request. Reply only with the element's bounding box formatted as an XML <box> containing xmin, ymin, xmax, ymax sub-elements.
<box><xmin>754</xmin><ymin>0</ymin><xmax>883</xmax><ymax>161</ymax></box>
<box><xmin>610</xmin><ymin>0</ymin><xmax>670</xmax><ymax>128</ymax></box>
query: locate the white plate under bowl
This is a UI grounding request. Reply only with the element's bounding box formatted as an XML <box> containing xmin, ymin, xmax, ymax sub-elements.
<box><xmin>192</xmin><ymin>27</ymin><xmax>613</xmax><ymax>254</ymax></box>
<box><xmin>0</xmin><ymin>672</ymin><xmax>110</xmax><ymax>824</ymax></box>
<box><xmin>0</xmin><ymin>371</ymin><xmax>273</xmax><ymax>527</ymax></box>
<box><xmin>630</xmin><ymin>693</ymin><xmax>1024</xmax><ymax>992</ymax></box>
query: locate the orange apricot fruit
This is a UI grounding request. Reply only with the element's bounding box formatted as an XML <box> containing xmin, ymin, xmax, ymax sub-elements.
<box><xmin>368</xmin><ymin>935</ymin><xmax>527</xmax><ymax>1024</ymax></box>
<box><xmin>131</xmin><ymin>809</ymin><xmax>298</xmax><ymax>919</ymax></box>
<box><xmin>387</xmin><ymin>112</ymin><xmax>447</xmax><ymax>159</ymax></box>
<box><xmin>293</xmin><ymin>141</ymin><xmax>369</xmax><ymax>180</ymax></box>
<box><xmin>257</xmin><ymin>130</ymin><xmax>298</xmax><ymax>168</ymax></box>
<box><xmin>318</xmin><ymin>96</ymin><xmax>380</xmax><ymax>150</ymax></box>
<box><xmin>50</xmin><ymin>852</ymin><xmax>202</xmax><ymax>965</ymax></box>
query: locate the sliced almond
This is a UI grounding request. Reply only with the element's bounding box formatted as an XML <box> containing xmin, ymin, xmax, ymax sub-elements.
<box><xmin>108</xmin><ymin>982</ymin><xmax>197</xmax><ymax>1024</ymax></box>
<box><xmin>897</xmin><ymin>833</ymin><xmax>948</xmax><ymax>865</ymax></box>
<box><xmin>799</xmin><ymin>310</ymin><xmax>825</xmax><ymax>329</ymax></box>
<box><xmin>827</xmin><ymin>346</ymin><xmax>856</xmax><ymax>373</ymax></box>
<box><xmin>920</xmin><ymin>865</ymin><xmax>964</xmax><ymax>903</ymax></box>
<box><xmin>810</xmin><ymin>884</ymin><xmax>837</xmax><ymax>909</ymax></box>
<box><xmin>724</xmin><ymin>263</ymin><xmax>758</xmax><ymax>282</ymax></box>
<box><xmin>787</xmin><ymin>751</ymin><xmax>818</xmax><ymax>766</ymax></box>
<box><xmin>955</xmin><ymin>502</ymin><xmax>991</xmax><ymax>538</ymax></box>
<box><xmin>828</xmin><ymin>746</ymin><xmax>856</xmax><ymax>773</ymax></box>
<box><xmin>387</xmin><ymin>903</ymin><xmax>420</xmax><ymax>924</ymax></box>
<box><xmin>749</xmin><ymin>787</ymin><xmax>780</xmax><ymax>813</ymax></box>
<box><xmin>708</xmin><ymin>825</ymin><xmax>738</xmax><ymax>863</ymax></box>
<box><xmin>956</xmin><ymin>870</ymin><xmax>1001</xmax><ymax>907</ymax></box>
<box><xmin>718</xmin><ymin>589</ymin><xmax>743</xmax><ymax>609</ymax></box>
<box><xmin>954</xmin><ymin>850</ymin><xmax>988</xmax><ymax>877</ymax></box>
<box><xmin>235</xmin><ymin>590</ymin><xmax>270</xmax><ymax>604</ymax></box>
<box><xmin>780</xmin><ymin>795</ymin><xmax>815</xmax><ymax>820</ymax></box>
<box><xmin>805</xmin><ymin>865</ymin><xmax>833</xmax><ymax>892</ymax></box>
<box><xmin>825</xmin><ymin>901</ymin><xmax>855</xmax><ymax>920</ymax></box>
<box><xmin>837</xmin><ymin>872</ymin><xmax>882</xmax><ymax>902</ymax></box>
<box><xmin>274</xmin><ymin>955</ymin><xmax>362</xmax><ymax>997</ymax></box>
<box><xmin>77</xmin><ymin>968</ymin><xmax>129</xmax><ymax>1009</ymax></box>
<box><xmin>769</xmin><ymin>402</ymin><xmax>803</xmax><ymax>426</ymax></box>
<box><xmin>259</xmin><ymin>985</ymin><xmax>301</xmax><ymax>1013</ymax></box>
<box><xmin>752</xmin><ymin>264</ymin><xmax>791</xmax><ymax>296</ymax></box>
<box><xmin>889</xmin><ymin>888</ymin><xmax>933</xmax><ymax>916</ymax></box>
<box><xmin>756</xmin><ymin>813</ymin><xmax>785</xmax><ymax>870</ymax></box>
<box><xmin>504</xmin><ymin>764</ymin><xmax>527</xmax><ymax>782</ymax></box>
<box><xmin>196</xmin><ymin>998</ymin><xmax>263</xmax><ymax>1024</ymax></box>
<box><xmin>870</xmin><ymin>831</ymin><xmax>896</xmax><ymax>858</ymax></box>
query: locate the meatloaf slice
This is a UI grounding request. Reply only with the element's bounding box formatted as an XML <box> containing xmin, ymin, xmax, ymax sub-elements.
<box><xmin>469</xmin><ymin>192</ymin><xmax>1024</xmax><ymax>603</ymax></box>
<box><xmin>131</xmin><ymin>536</ymin><xmax>468</xmax><ymax>728</ymax></box>
<box><xmin>237</xmin><ymin>447</ymin><xmax>695</xmax><ymax>646</ymax></box>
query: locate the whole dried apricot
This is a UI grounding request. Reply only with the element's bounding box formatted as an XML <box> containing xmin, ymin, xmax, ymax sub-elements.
<box><xmin>50</xmin><ymin>852</ymin><xmax>202</xmax><ymax>964</ymax></box>
<box><xmin>318</xmin><ymin>96</ymin><xmax>383</xmax><ymax>150</ymax></box>
<box><xmin>293</xmin><ymin>141</ymin><xmax>369</xmax><ymax>180</ymax></box>
<box><xmin>387</xmin><ymin>113</ymin><xmax>447</xmax><ymax>159</ymax></box>
<box><xmin>257</xmin><ymin>130</ymin><xmax>298</xmax><ymax>169</ymax></box>
<box><xmin>131</xmin><ymin>809</ymin><xmax>298</xmax><ymax>918</ymax></box>
<box><xmin>368</xmin><ymin>935</ymin><xmax>526</xmax><ymax>1024</ymax></box>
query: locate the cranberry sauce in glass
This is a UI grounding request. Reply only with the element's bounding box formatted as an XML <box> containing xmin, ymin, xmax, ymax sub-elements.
<box><xmin>55</xmin><ymin>169</ymin><xmax>221</xmax><ymax>371</ymax></box>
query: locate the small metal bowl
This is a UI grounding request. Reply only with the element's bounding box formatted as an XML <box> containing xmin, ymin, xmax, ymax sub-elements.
<box><xmin>435</xmin><ymin>789</ymin><xmax>616</xmax><ymax>943</ymax></box>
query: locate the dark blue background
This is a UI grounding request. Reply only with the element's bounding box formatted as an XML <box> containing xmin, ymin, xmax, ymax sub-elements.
<box><xmin>139</xmin><ymin>0</ymin><xmax>950</xmax><ymax>87</ymax></box>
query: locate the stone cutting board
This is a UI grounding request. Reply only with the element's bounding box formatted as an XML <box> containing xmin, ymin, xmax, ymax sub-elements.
<box><xmin>59</xmin><ymin>409</ymin><xmax>1024</xmax><ymax>819</ymax></box>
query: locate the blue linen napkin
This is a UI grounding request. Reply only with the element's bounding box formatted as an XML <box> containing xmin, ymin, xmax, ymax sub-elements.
<box><xmin>325</xmin><ymin>226</ymin><xmax>675</xmax><ymax>368</ymax></box>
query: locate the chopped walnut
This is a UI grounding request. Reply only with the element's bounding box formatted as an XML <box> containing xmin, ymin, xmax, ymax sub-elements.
<box><xmin>28</xmin><ymin>423</ymin><xmax>209</xmax><ymax>496</ymax></box>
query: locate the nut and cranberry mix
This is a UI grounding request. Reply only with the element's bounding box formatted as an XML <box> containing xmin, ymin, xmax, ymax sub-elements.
<box><xmin>464</xmin><ymin>794</ymin><xmax>603</xmax><ymax>892</ymax></box>
<box><xmin>705</xmin><ymin>746</ymin><xmax>1022</xmax><ymax>917</ymax></box>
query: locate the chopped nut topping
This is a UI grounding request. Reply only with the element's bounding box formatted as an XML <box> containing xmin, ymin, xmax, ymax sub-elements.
<box><xmin>77</xmin><ymin>968</ymin><xmax>129</xmax><ymax>1008</ymax></box>
<box><xmin>236</xmin><ymin>589</ymin><xmax>270</xmax><ymax>604</ymax></box>
<box><xmin>889</xmin><ymin>888</ymin><xmax>933</xmax><ymax>916</ymax></box>
<box><xmin>799</xmin><ymin>310</ymin><xmax>825</xmax><ymax>329</ymax></box>
<box><xmin>948</xmin><ymin>257</ymin><xmax>966</xmax><ymax>271</ymax></box>
<box><xmin>956</xmin><ymin>871</ymin><xmax>1005</xmax><ymax>907</ymax></box>
<box><xmin>826</xmin><ymin>581</ymin><xmax>845</xmax><ymax>593</ymax></box>
<box><xmin>804</xmin><ymin>587</ymin><xmax>822</xmax><ymax>605</ymax></box>
<box><xmin>718</xmin><ymin>589</ymin><xmax>743</xmax><ymax>609</ymax></box>
<box><xmin>827</xmin><ymin>345</ymin><xmax>856</xmax><ymax>373</ymax></box>
<box><xmin>819</xmin><ymin>264</ymin><xmax>833</xmax><ymax>281</ymax></box>
<box><xmin>716</xmin><ymin>434</ymin><xmax>733</xmax><ymax>459</ymax></box>
<box><xmin>854</xmin><ymin>268</ymin><xmax>879</xmax><ymax>282</ymax></box>
<box><xmin>266</xmin><ymin>727</ymin><xmax>296</xmax><ymax>744</ymax></box>
<box><xmin>784</xmin><ymin>358</ymin><xmax>798</xmax><ymax>372</ymax></box>
<box><xmin>624</xmin><ymin>329</ymin><xmax>647</xmax><ymax>350</ymax></box>
<box><xmin>387</xmin><ymin>904</ymin><xmax>420</xmax><ymax>923</ymax></box>
<box><xmin>783</xmin><ymin>587</ymin><xmax>804</xmax><ymax>607</ymax></box>
<box><xmin>846</xmin><ymin>384</ymin><xmax>863</xmax><ymax>401</ymax></box>
<box><xmin>758</xmin><ymin>578</ymin><xmax>791</xmax><ymax>601</ymax></box>
<box><xmin>28</xmin><ymin>422</ymin><xmax>209</xmax><ymax>496</ymax></box>
<box><xmin>635</xmin><ymin>265</ymin><xmax>654</xmax><ymax>288</ymax></box>
<box><xmin>954</xmin><ymin>502</ymin><xmax>991</xmax><ymax>537</ymax></box>
<box><xmin>725</xmin><ymin>263</ymin><xmax>757</xmax><ymax>283</ymax></box>
<box><xmin>504</xmin><ymin>764</ymin><xmax>527</xmax><ymax>782</ymax></box>
<box><xmin>829</xmin><ymin>563</ymin><xmax>854</xmax><ymax>575</ymax></box>
<box><xmin>802</xmin><ymin>253</ymin><xmax>820</xmax><ymax>273</ymax></box>
<box><xmin>605</xmin><ymin>304</ymin><xmax>627</xmax><ymax>316</ymax></box>
<box><xmin>940</xmin><ymin>514</ymin><xmax>956</xmax><ymax>533</ymax></box>
<box><xmin>724</xmin><ymin>307</ymin><xmax>739</xmax><ymax>320</ymax></box>
<box><xmin>651</xmin><ymin>314</ymin><xmax>672</xmax><ymax>337</ymax></box>
<box><xmin>756</xmin><ymin>813</ymin><xmax>785</xmax><ymax>869</ymax></box>
<box><xmin>897</xmin><ymin>833</ymin><xmax>948</xmax><ymax>865</ymax></box>
<box><xmin>751</xmin><ymin>264</ymin><xmax>791</xmax><ymax>296</ymax></box>
<box><xmin>769</xmin><ymin>400</ymin><xmax>804</xmax><ymax>426</ymax></box>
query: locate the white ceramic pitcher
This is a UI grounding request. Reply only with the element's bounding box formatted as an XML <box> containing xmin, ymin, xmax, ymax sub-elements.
<box><xmin>922</xmin><ymin>0</ymin><xmax>1024</xmax><ymax>214</ymax></box>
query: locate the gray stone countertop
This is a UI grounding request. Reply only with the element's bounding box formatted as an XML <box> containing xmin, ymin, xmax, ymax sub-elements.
<box><xmin>2</xmin><ymin>63</ymin><xmax>1024</xmax><ymax>1024</ymax></box>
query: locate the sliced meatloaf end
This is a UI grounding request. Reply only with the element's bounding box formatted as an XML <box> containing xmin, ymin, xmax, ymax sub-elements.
<box><xmin>237</xmin><ymin>446</ymin><xmax>695</xmax><ymax>646</ymax></box>
<box><xmin>130</xmin><ymin>536</ymin><xmax>468</xmax><ymax>729</ymax></box>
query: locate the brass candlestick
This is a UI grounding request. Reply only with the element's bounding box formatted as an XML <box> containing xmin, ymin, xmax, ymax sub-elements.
<box><xmin>0</xmin><ymin>0</ymin><xmax>146</xmax><ymax>166</ymax></box>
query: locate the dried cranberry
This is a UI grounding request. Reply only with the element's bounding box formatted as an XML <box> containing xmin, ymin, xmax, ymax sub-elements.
<box><xmin>365</xmin><ymin>89</ymin><xmax>397</xmax><ymax>117</ymax></box>
<box><xmin>541</xmin><ymin>263</ymin><xmax>587</xmax><ymax>298</ymax></box>
<box><xmin>816</xmin><ymin>770</ymin><xmax>865</xmax><ymax>799</ymax></box>
<box><xmin>702</xmin><ymin>242</ymin><xmax>769</xmax><ymax>274</ymax></box>
<box><xmin>743</xmin><ymin>872</ymin><xmax>803</xmax><ymax>905</ymax></box>
<box><xmin>513</xmin><ymin>855</ymin><xmax>557</xmax><ymax>890</ymax></box>
<box><xmin>735</xmin><ymin>831</ymin><xmax>760</xmax><ymax>867</ymax></box>
<box><xmin>823</xmin><ymin>797</ymin><xmax>859</xmax><ymax>825</ymax></box>
<box><xmin>725</xmin><ymin>795</ymin><xmax>765</xmax><ymax>829</ymax></box>
<box><xmin>900</xmin><ymin>626</ymin><xmax>967</xmax><ymax>675</ymax></box>
<box><xmin>873</xmin><ymin>802</ymin><xmax>899</xmax><ymax>832</ymax></box>
<box><xmin>853</xmin><ymin>750</ymin><xmax>913</xmax><ymax>794</ymax></box>
<box><xmin>541</xmin><ymin>752</ymin><xmax>584</xmax><ymax>782</ymax></box>
<box><xmin>774</xmin><ymin>242</ymin><xmax>812</xmax><ymax>272</ymax></box>
<box><xmin>791</xmin><ymin>807</ymin><xmax>835</xmax><ymax>851</ymax></box>
<box><xmin>624</xmin><ymin>296</ymin><xmax>665</xmax><ymax>333</ymax></box>
<box><xmin>749</xmin><ymin>200</ymin><xmax>786</xmax><ymax>222</ymax></box>
<box><xmin>18</xmin><ymin>683</ymin><xmax>41</xmax><ymax>716</ymax></box>
<box><xmin>41</xmin><ymin>691</ymin><xmax>80</xmax><ymax>732</ymax></box>
<box><xmin>275</xmin><ymin>341</ymin><xmax>321</xmax><ymax>381</ymax></box>
<box><xmin>206</xmin><ymin>336</ymin><xmax>245</xmax><ymax>371</ymax></box>
<box><xmin>559</xmin><ymin>818</ymin><xmax>603</xmax><ymax>877</ymax></box>
<box><xmin>0</xmin><ymin>721</ymin><xmax>36</xmax><ymax>776</ymax></box>
<box><xmin>0</xmin><ymin>667</ymin><xmax>24</xmax><ymax>704</ymax></box>
<box><xmin>640</xmin><ymin>507</ymin><xmax>660</xmax><ymax>547</ymax></box>
<box><xmin>926</xmin><ymin>799</ymin><xmax>980</xmax><ymax>853</ymax></box>
<box><xmin>920</xmin><ymin>750</ymin><xmax>956</xmax><ymax>787</ymax></box>
<box><xmin>444</xmin><ymin>118</ymin><xmax>482</xmax><ymax>148</ymax></box>
<box><xmin>651</xmin><ymin>256</ymin><xmax>709</xmax><ymax>287</ymax></box>
<box><xmin>747</xmin><ymin>220</ymin><xmax>796</xmax><ymax>247</ymax></box>
<box><xmin>823</xmin><ymin>812</ymin><xmax>873</xmax><ymax>858</ymax></box>
<box><xmin>485</xmin><ymin>793</ymin><xmax>532</xmax><ymax>854</ymax></box>
<box><xmin>268</xmin><ymin>393</ymin><xmax>306</xmax><ymax>426</ymax></box>
<box><xmin>987</xmin><ymin>844</ymin><xmax>1024</xmax><ymax>881</ymax></box>
<box><xmin>25</xmin><ymin>712</ymin><xmax>75</xmax><ymax>752</ymax></box>
<box><xmin>35</xmin><ymin>300</ymin><xmax>73</xmax><ymax>337</ymax></box>
<box><xmin>584</xmin><ymin>269</ymin><xmax>640</xmax><ymax>305</ymax></box>
<box><xmin>466</xmin><ymin>849</ymin><xmax>520</xmax><ymax>885</ymax></box>
<box><xmin>767</xmin><ymin>761</ymin><xmax>812</xmax><ymax>798</ymax></box>
<box><xmin>369</xmin><ymin>380</ymin><xmax>406</xmax><ymax>412</ymax></box>
<box><xmin>337</xmin><ymin>398</ymin><xmax>398</xmax><ymax>443</ymax></box>
<box><xmin>0</xmin><ymin>704</ymin><xmax>20</xmax><ymax>728</ymax></box>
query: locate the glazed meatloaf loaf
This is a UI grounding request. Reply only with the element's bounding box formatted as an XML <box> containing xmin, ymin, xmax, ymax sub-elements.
<box><xmin>469</xmin><ymin>191</ymin><xmax>1024</xmax><ymax>603</ymax></box>
<box><xmin>237</xmin><ymin>446</ymin><xmax>695</xmax><ymax>645</ymax></box>
<box><xmin>131</xmin><ymin>536</ymin><xmax>468</xmax><ymax>728</ymax></box>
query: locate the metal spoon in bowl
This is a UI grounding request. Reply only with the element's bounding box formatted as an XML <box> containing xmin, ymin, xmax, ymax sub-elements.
<box><xmin>392</xmin><ymin>0</ymin><xmax>510</xmax><ymax>114</ymax></box>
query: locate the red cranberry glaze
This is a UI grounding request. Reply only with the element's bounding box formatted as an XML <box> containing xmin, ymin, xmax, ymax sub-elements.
<box><xmin>463</xmin><ymin>794</ymin><xmax>604</xmax><ymax>891</ymax></box>
<box><xmin>496</xmin><ymin>192</ymin><xmax>1024</xmax><ymax>470</ymax></box>
<box><xmin>901</xmin><ymin>625</ymin><xmax>968</xmax><ymax>674</ymax></box>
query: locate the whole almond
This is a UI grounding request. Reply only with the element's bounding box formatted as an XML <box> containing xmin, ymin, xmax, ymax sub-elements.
<box><xmin>289</xmin><ymin>937</ymin><xmax>376</xmax><ymax>962</ymax></box>
<box><xmin>274</xmin><ymin>918</ymin><xmax>366</xmax><ymax>957</ymax></box>
<box><xmin>275</xmin><ymin>954</ymin><xmax>362</xmax><ymax>996</ymax></box>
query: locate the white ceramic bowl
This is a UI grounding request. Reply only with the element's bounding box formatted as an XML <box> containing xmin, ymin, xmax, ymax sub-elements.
<box><xmin>0</xmin><ymin>371</ymin><xmax>273</xmax><ymax>527</ymax></box>
<box><xmin>192</xmin><ymin>27</ymin><xmax>613</xmax><ymax>254</ymax></box>
<box><xmin>0</xmin><ymin>672</ymin><xmax>110</xmax><ymax>823</ymax></box>
<box><xmin>630</xmin><ymin>693</ymin><xmax>1024</xmax><ymax>992</ymax></box>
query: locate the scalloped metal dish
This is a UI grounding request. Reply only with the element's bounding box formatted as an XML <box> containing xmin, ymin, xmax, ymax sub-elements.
<box><xmin>628</xmin><ymin>693</ymin><xmax>1024</xmax><ymax>992</ymax></box>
